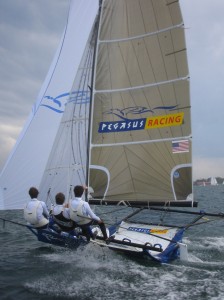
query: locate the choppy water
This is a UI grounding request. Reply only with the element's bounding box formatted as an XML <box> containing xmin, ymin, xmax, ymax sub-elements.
<box><xmin>1</xmin><ymin>186</ymin><xmax>224</xmax><ymax>300</ymax></box>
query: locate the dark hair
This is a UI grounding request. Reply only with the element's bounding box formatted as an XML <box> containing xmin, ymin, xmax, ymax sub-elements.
<box><xmin>55</xmin><ymin>192</ymin><xmax>65</xmax><ymax>205</ymax></box>
<box><xmin>74</xmin><ymin>185</ymin><xmax>84</xmax><ymax>197</ymax></box>
<box><xmin>29</xmin><ymin>187</ymin><xmax>39</xmax><ymax>199</ymax></box>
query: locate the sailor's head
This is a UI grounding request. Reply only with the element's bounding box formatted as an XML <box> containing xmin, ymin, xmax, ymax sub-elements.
<box><xmin>55</xmin><ymin>192</ymin><xmax>65</xmax><ymax>205</ymax></box>
<box><xmin>74</xmin><ymin>185</ymin><xmax>84</xmax><ymax>197</ymax></box>
<box><xmin>29</xmin><ymin>187</ymin><xmax>39</xmax><ymax>199</ymax></box>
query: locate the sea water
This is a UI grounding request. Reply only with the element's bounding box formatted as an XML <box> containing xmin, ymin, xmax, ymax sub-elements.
<box><xmin>1</xmin><ymin>185</ymin><xmax>224</xmax><ymax>300</ymax></box>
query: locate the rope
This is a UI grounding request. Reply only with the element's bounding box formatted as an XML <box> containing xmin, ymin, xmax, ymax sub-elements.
<box><xmin>0</xmin><ymin>217</ymin><xmax>28</xmax><ymax>228</ymax></box>
<box><xmin>45</xmin><ymin>188</ymin><xmax>55</xmax><ymax>210</ymax></box>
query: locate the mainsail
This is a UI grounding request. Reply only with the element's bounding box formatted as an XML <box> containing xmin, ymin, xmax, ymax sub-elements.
<box><xmin>210</xmin><ymin>177</ymin><xmax>218</xmax><ymax>186</ymax></box>
<box><xmin>88</xmin><ymin>0</ymin><xmax>194</xmax><ymax>206</ymax></box>
<box><xmin>0</xmin><ymin>0</ymin><xmax>99</xmax><ymax>209</ymax></box>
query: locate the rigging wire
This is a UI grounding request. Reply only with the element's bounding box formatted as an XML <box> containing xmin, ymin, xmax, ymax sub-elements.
<box><xmin>41</xmin><ymin>22</ymin><xmax>97</xmax><ymax>200</ymax></box>
<box><xmin>86</xmin><ymin>7</ymin><xmax>102</xmax><ymax>196</ymax></box>
<box><xmin>70</xmin><ymin>35</ymin><xmax>95</xmax><ymax>184</ymax></box>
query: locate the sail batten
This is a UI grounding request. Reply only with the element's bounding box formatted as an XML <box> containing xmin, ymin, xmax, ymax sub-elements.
<box><xmin>91</xmin><ymin>135</ymin><xmax>192</xmax><ymax>148</ymax></box>
<box><xmin>99</xmin><ymin>22</ymin><xmax>184</xmax><ymax>44</ymax></box>
<box><xmin>95</xmin><ymin>75</ymin><xmax>189</xmax><ymax>93</ymax></box>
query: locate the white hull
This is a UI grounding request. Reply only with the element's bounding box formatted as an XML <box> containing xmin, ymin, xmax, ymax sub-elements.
<box><xmin>92</xmin><ymin>221</ymin><xmax>186</xmax><ymax>263</ymax></box>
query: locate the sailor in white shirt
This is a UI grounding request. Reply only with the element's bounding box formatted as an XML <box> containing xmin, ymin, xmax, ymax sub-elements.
<box><xmin>69</xmin><ymin>185</ymin><xmax>108</xmax><ymax>241</ymax></box>
<box><xmin>24</xmin><ymin>187</ymin><xmax>49</xmax><ymax>229</ymax></box>
<box><xmin>52</xmin><ymin>192</ymin><xmax>76</xmax><ymax>232</ymax></box>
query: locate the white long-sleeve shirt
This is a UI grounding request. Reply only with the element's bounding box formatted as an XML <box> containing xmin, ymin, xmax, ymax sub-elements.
<box><xmin>70</xmin><ymin>197</ymin><xmax>100</xmax><ymax>222</ymax></box>
<box><xmin>52</xmin><ymin>205</ymin><xmax>70</xmax><ymax>219</ymax></box>
<box><xmin>24</xmin><ymin>198</ymin><xmax>49</xmax><ymax>224</ymax></box>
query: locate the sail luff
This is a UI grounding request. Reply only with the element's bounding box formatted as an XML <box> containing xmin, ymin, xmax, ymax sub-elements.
<box><xmin>87</xmin><ymin>0</ymin><xmax>104</xmax><ymax>196</ymax></box>
<box><xmin>86</xmin><ymin>4</ymin><xmax>102</xmax><ymax>194</ymax></box>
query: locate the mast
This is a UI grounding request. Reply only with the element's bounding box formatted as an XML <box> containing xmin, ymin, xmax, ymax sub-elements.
<box><xmin>86</xmin><ymin>1</ymin><xmax>103</xmax><ymax>200</ymax></box>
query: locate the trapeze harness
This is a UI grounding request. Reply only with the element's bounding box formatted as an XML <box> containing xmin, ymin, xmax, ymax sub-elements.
<box><xmin>53</xmin><ymin>208</ymin><xmax>74</xmax><ymax>231</ymax></box>
<box><xmin>24</xmin><ymin>200</ymin><xmax>48</xmax><ymax>228</ymax></box>
<box><xmin>69</xmin><ymin>200</ymin><xmax>91</xmax><ymax>225</ymax></box>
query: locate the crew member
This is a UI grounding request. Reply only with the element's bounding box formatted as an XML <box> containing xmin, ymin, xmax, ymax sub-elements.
<box><xmin>69</xmin><ymin>185</ymin><xmax>108</xmax><ymax>241</ymax></box>
<box><xmin>24</xmin><ymin>187</ymin><xmax>49</xmax><ymax>229</ymax></box>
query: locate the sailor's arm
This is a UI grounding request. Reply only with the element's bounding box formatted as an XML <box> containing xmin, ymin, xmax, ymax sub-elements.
<box><xmin>84</xmin><ymin>202</ymin><xmax>101</xmax><ymax>222</ymax></box>
<box><xmin>42</xmin><ymin>202</ymin><xmax>50</xmax><ymax>218</ymax></box>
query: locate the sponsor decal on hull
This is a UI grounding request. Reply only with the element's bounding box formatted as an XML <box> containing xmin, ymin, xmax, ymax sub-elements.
<box><xmin>128</xmin><ymin>227</ymin><xmax>168</xmax><ymax>235</ymax></box>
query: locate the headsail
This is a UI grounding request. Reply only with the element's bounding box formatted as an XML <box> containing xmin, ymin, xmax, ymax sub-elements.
<box><xmin>88</xmin><ymin>0</ymin><xmax>194</xmax><ymax>206</ymax></box>
<box><xmin>39</xmin><ymin>21</ymin><xmax>99</xmax><ymax>204</ymax></box>
<box><xmin>0</xmin><ymin>0</ymin><xmax>99</xmax><ymax>209</ymax></box>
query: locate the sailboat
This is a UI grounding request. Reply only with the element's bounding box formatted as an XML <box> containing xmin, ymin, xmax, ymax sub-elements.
<box><xmin>210</xmin><ymin>177</ymin><xmax>218</xmax><ymax>186</ymax></box>
<box><xmin>2</xmin><ymin>0</ymin><xmax>222</xmax><ymax>263</ymax></box>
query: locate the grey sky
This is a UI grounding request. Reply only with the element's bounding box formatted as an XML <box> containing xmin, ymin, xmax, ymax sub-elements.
<box><xmin>0</xmin><ymin>0</ymin><xmax>69</xmax><ymax>171</ymax></box>
<box><xmin>181</xmin><ymin>0</ymin><xmax>224</xmax><ymax>179</ymax></box>
<box><xmin>0</xmin><ymin>0</ymin><xmax>224</xmax><ymax>180</ymax></box>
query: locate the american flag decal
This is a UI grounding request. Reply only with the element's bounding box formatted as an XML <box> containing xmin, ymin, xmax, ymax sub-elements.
<box><xmin>172</xmin><ymin>140</ymin><xmax>189</xmax><ymax>153</ymax></box>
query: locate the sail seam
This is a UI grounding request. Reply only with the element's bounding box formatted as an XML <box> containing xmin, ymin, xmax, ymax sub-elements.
<box><xmin>98</xmin><ymin>23</ymin><xmax>184</xmax><ymax>44</ymax></box>
<box><xmin>95</xmin><ymin>76</ymin><xmax>189</xmax><ymax>94</ymax></box>
<box><xmin>91</xmin><ymin>135</ymin><xmax>192</xmax><ymax>148</ymax></box>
